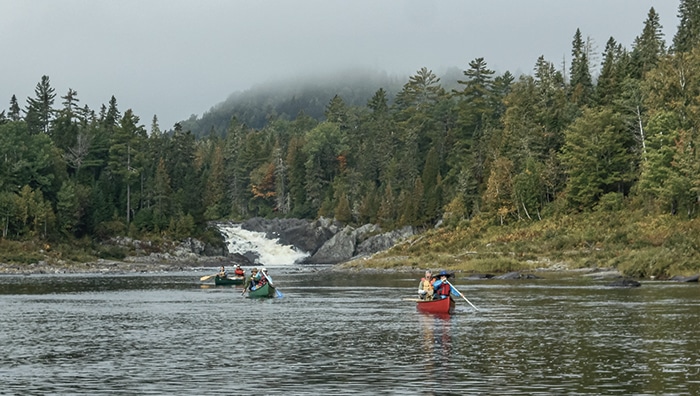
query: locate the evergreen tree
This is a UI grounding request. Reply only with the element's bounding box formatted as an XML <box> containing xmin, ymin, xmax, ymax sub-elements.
<box><xmin>561</xmin><ymin>108</ymin><xmax>636</xmax><ymax>210</ymax></box>
<box><xmin>108</xmin><ymin>109</ymin><xmax>146</xmax><ymax>225</ymax></box>
<box><xmin>25</xmin><ymin>75</ymin><xmax>56</xmax><ymax>135</ymax></box>
<box><xmin>597</xmin><ymin>37</ymin><xmax>626</xmax><ymax>105</ymax></box>
<box><xmin>630</xmin><ymin>7</ymin><xmax>666</xmax><ymax>78</ymax></box>
<box><xmin>203</xmin><ymin>145</ymin><xmax>226</xmax><ymax>220</ymax></box>
<box><xmin>286</xmin><ymin>135</ymin><xmax>310</xmax><ymax>218</ymax></box>
<box><xmin>8</xmin><ymin>95</ymin><xmax>21</xmax><ymax>121</ymax></box>
<box><xmin>448</xmin><ymin>58</ymin><xmax>498</xmax><ymax>205</ymax></box>
<box><xmin>392</xmin><ymin>67</ymin><xmax>446</xmax><ymax>189</ymax></box>
<box><xmin>569</xmin><ymin>29</ymin><xmax>594</xmax><ymax>106</ymax></box>
<box><xmin>52</xmin><ymin>89</ymin><xmax>81</xmax><ymax>152</ymax></box>
<box><xmin>56</xmin><ymin>180</ymin><xmax>80</xmax><ymax>234</ymax></box>
<box><xmin>673</xmin><ymin>0</ymin><xmax>700</xmax><ymax>53</ymax></box>
<box><xmin>153</xmin><ymin>158</ymin><xmax>172</xmax><ymax>229</ymax></box>
<box><xmin>421</xmin><ymin>146</ymin><xmax>441</xmax><ymax>223</ymax></box>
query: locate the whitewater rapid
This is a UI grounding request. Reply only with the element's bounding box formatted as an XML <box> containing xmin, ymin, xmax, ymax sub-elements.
<box><xmin>217</xmin><ymin>223</ymin><xmax>309</xmax><ymax>266</ymax></box>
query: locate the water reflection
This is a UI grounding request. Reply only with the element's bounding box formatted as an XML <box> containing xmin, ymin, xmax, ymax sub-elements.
<box><xmin>418</xmin><ymin>312</ymin><xmax>452</xmax><ymax>384</ymax></box>
<box><xmin>0</xmin><ymin>270</ymin><xmax>698</xmax><ymax>394</ymax></box>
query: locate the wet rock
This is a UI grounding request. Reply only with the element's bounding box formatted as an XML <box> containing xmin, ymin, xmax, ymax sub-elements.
<box><xmin>669</xmin><ymin>274</ymin><xmax>699</xmax><ymax>282</ymax></box>
<box><xmin>606</xmin><ymin>278</ymin><xmax>641</xmax><ymax>287</ymax></box>
<box><xmin>494</xmin><ymin>271</ymin><xmax>523</xmax><ymax>280</ymax></box>
<box><xmin>466</xmin><ymin>274</ymin><xmax>494</xmax><ymax>280</ymax></box>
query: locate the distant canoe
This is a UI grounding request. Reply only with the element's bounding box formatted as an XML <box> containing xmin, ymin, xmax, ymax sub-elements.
<box><xmin>215</xmin><ymin>275</ymin><xmax>245</xmax><ymax>286</ymax></box>
<box><xmin>248</xmin><ymin>282</ymin><xmax>276</xmax><ymax>298</ymax></box>
<box><xmin>417</xmin><ymin>297</ymin><xmax>455</xmax><ymax>314</ymax></box>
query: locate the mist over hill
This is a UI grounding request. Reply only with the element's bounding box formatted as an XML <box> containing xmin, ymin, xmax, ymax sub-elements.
<box><xmin>178</xmin><ymin>67</ymin><xmax>466</xmax><ymax>138</ymax></box>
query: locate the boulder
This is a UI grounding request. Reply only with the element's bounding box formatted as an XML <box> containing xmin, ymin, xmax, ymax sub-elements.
<box><xmin>355</xmin><ymin>226</ymin><xmax>413</xmax><ymax>257</ymax></box>
<box><xmin>306</xmin><ymin>226</ymin><xmax>357</xmax><ymax>264</ymax></box>
<box><xmin>494</xmin><ymin>271</ymin><xmax>522</xmax><ymax>280</ymax></box>
<box><xmin>606</xmin><ymin>278</ymin><xmax>641</xmax><ymax>287</ymax></box>
<box><xmin>241</xmin><ymin>217</ymin><xmax>340</xmax><ymax>255</ymax></box>
<box><xmin>669</xmin><ymin>274</ymin><xmax>699</xmax><ymax>282</ymax></box>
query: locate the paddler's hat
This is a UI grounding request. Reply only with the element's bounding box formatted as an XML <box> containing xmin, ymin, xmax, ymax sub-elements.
<box><xmin>437</xmin><ymin>270</ymin><xmax>452</xmax><ymax>278</ymax></box>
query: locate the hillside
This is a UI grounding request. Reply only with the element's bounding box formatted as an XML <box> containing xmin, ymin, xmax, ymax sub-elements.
<box><xmin>177</xmin><ymin>67</ymin><xmax>465</xmax><ymax>137</ymax></box>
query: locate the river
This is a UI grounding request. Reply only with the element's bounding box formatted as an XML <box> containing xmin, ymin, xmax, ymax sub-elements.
<box><xmin>1</xmin><ymin>268</ymin><xmax>698</xmax><ymax>395</ymax></box>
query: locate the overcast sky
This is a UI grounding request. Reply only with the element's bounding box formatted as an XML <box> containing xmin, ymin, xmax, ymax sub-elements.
<box><xmin>1</xmin><ymin>0</ymin><xmax>680</xmax><ymax>130</ymax></box>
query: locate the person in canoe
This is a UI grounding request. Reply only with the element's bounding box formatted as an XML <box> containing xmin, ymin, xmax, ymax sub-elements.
<box><xmin>233</xmin><ymin>264</ymin><xmax>245</xmax><ymax>278</ymax></box>
<box><xmin>432</xmin><ymin>270</ymin><xmax>460</xmax><ymax>300</ymax></box>
<box><xmin>258</xmin><ymin>267</ymin><xmax>269</xmax><ymax>287</ymax></box>
<box><xmin>241</xmin><ymin>268</ymin><xmax>260</xmax><ymax>295</ymax></box>
<box><xmin>218</xmin><ymin>265</ymin><xmax>229</xmax><ymax>279</ymax></box>
<box><xmin>259</xmin><ymin>267</ymin><xmax>276</xmax><ymax>285</ymax></box>
<box><xmin>417</xmin><ymin>270</ymin><xmax>435</xmax><ymax>300</ymax></box>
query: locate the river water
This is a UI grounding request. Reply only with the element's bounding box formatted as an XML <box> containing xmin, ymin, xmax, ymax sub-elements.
<box><xmin>1</xmin><ymin>267</ymin><xmax>698</xmax><ymax>395</ymax></box>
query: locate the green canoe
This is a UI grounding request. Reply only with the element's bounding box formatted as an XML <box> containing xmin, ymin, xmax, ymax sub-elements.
<box><xmin>248</xmin><ymin>282</ymin><xmax>276</xmax><ymax>298</ymax></box>
<box><xmin>215</xmin><ymin>275</ymin><xmax>245</xmax><ymax>285</ymax></box>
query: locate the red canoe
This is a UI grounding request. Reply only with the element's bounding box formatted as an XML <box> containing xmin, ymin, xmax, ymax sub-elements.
<box><xmin>416</xmin><ymin>297</ymin><xmax>455</xmax><ymax>314</ymax></box>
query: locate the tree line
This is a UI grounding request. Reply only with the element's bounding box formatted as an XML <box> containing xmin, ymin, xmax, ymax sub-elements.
<box><xmin>2</xmin><ymin>3</ymin><xmax>700</xmax><ymax>247</ymax></box>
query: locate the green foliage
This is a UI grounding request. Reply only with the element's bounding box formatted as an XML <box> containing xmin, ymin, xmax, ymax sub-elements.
<box><xmin>561</xmin><ymin>108</ymin><xmax>636</xmax><ymax>210</ymax></box>
<box><xmin>96</xmin><ymin>245</ymin><xmax>128</xmax><ymax>260</ymax></box>
<box><xmin>6</xmin><ymin>11</ymin><xmax>700</xmax><ymax>276</ymax></box>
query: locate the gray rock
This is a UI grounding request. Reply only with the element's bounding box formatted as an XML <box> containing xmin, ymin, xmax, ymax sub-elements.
<box><xmin>355</xmin><ymin>226</ymin><xmax>413</xmax><ymax>257</ymax></box>
<box><xmin>306</xmin><ymin>225</ymin><xmax>357</xmax><ymax>264</ymax></box>
<box><xmin>606</xmin><ymin>278</ymin><xmax>641</xmax><ymax>287</ymax></box>
<box><xmin>494</xmin><ymin>271</ymin><xmax>522</xmax><ymax>280</ymax></box>
<box><xmin>669</xmin><ymin>274</ymin><xmax>699</xmax><ymax>282</ymax></box>
<box><xmin>241</xmin><ymin>217</ymin><xmax>340</xmax><ymax>255</ymax></box>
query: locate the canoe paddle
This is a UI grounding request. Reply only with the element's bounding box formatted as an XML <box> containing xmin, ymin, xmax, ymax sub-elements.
<box><xmin>261</xmin><ymin>271</ymin><xmax>284</xmax><ymax>298</ymax></box>
<box><xmin>446</xmin><ymin>280</ymin><xmax>480</xmax><ymax>311</ymax></box>
<box><xmin>200</xmin><ymin>274</ymin><xmax>217</xmax><ymax>281</ymax></box>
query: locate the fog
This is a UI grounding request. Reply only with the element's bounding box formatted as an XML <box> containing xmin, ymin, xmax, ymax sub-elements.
<box><xmin>0</xmin><ymin>0</ymin><xmax>680</xmax><ymax>130</ymax></box>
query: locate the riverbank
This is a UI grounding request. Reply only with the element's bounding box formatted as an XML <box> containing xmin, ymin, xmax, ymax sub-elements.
<box><xmin>0</xmin><ymin>256</ymin><xmax>228</xmax><ymax>275</ymax></box>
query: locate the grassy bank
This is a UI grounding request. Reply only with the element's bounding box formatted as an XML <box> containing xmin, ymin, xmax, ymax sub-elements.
<box><xmin>340</xmin><ymin>210</ymin><xmax>700</xmax><ymax>279</ymax></box>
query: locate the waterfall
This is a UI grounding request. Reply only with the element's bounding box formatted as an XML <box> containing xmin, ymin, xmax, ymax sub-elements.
<box><xmin>217</xmin><ymin>223</ymin><xmax>309</xmax><ymax>266</ymax></box>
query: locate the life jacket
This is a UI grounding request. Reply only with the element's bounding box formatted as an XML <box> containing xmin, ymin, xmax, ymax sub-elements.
<box><xmin>436</xmin><ymin>281</ymin><xmax>451</xmax><ymax>296</ymax></box>
<box><xmin>234</xmin><ymin>268</ymin><xmax>245</xmax><ymax>277</ymax></box>
<box><xmin>420</xmin><ymin>278</ymin><xmax>434</xmax><ymax>294</ymax></box>
<box><xmin>248</xmin><ymin>275</ymin><xmax>259</xmax><ymax>290</ymax></box>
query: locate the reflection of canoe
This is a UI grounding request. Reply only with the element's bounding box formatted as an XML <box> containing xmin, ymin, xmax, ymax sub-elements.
<box><xmin>417</xmin><ymin>297</ymin><xmax>455</xmax><ymax>314</ymax></box>
<box><xmin>215</xmin><ymin>275</ymin><xmax>244</xmax><ymax>285</ymax></box>
<box><xmin>248</xmin><ymin>283</ymin><xmax>276</xmax><ymax>298</ymax></box>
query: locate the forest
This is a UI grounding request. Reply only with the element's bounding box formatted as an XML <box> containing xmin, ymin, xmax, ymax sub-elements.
<box><xmin>2</xmin><ymin>4</ymin><xmax>700</xmax><ymax>277</ymax></box>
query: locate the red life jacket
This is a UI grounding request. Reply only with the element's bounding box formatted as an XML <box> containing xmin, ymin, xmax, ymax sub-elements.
<box><xmin>436</xmin><ymin>282</ymin><xmax>451</xmax><ymax>296</ymax></box>
<box><xmin>234</xmin><ymin>268</ymin><xmax>245</xmax><ymax>276</ymax></box>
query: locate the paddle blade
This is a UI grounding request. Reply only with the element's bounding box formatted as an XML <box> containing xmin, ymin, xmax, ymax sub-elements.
<box><xmin>200</xmin><ymin>274</ymin><xmax>215</xmax><ymax>281</ymax></box>
<box><xmin>275</xmin><ymin>290</ymin><xmax>284</xmax><ymax>298</ymax></box>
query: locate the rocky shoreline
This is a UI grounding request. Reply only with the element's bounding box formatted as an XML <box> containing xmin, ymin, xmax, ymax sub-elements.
<box><xmin>0</xmin><ymin>255</ymin><xmax>229</xmax><ymax>275</ymax></box>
